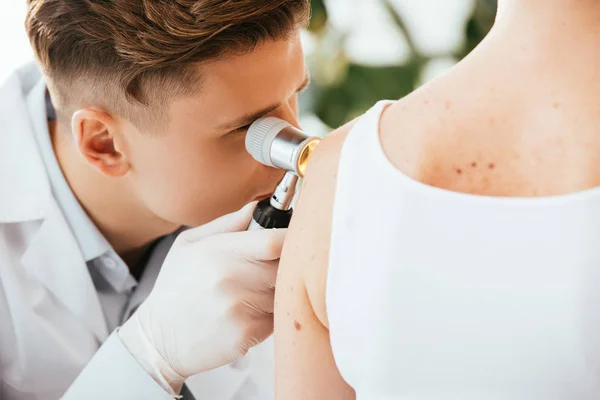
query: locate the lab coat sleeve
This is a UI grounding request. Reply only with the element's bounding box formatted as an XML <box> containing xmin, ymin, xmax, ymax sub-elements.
<box><xmin>61</xmin><ymin>331</ymin><xmax>174</xmax><ymax>400</ymax></box>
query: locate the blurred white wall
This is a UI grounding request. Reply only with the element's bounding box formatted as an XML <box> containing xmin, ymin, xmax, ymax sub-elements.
<box><xmin>324</xmin><ymin>0</ymin><xmax>474</xmax><ymax>66</ymax></box>
<box><xmin>0</xmin><ymin>2</ymin><xmax>32</xmax><ymax>84</ymax></box>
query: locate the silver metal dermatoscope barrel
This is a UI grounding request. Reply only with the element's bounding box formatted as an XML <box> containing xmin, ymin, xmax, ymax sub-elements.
<box><xmin>245</xmin><ymin>118</ymin><xmax>321</xmax><ymax>230</ymax></box>
<box><xmin>246</xmin><ymin>117</ymin><xmax>320</xmax><ymax>178</ymax></box>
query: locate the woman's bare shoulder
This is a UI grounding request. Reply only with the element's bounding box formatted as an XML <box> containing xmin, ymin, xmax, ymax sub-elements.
<box><xmin>378</xmin><ymin>55</ymin><xmax>600</xmax><ymax>198</ymax></box>
<box><xmin>274</xmin><ymin>121</ymin><xmax>359</xmax><ymax>399</ymax></box>
<box><xmin>279</xmin><ymin>119</ymin><xmax>356</xmax><ymax>327</ymax></box>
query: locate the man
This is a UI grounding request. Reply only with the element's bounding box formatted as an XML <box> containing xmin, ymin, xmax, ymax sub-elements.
<box><xmin>0</xmin><ymin>1</ymin><xmax>311</xmax><ymax>399</ymax></box>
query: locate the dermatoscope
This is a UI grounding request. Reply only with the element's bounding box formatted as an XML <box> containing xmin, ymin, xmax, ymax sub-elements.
<box><xmin>245</xmin><ymin>118</ymin><xmax>320</xmax><ymax>230</ymax></box>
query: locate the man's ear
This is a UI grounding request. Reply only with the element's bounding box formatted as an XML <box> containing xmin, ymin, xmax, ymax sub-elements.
<box><xmin>71</xmin><ymin>108</ymin><xmax>131</xmax><ymax>177</ymax></box>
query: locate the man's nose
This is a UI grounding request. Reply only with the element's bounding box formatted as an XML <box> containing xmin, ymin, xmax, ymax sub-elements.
<box><xmin>272</xmin><ymin>101</ymin><xmax>300</xmax><ymax>129</ymax></box>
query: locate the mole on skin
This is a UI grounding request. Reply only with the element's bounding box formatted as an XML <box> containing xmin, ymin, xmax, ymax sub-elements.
<box><xmin>294</xmin><ymin>320</ymin><xmax>302</xmax><ymax>331</ymax></box>
<box><xmin>456</xmin><ymin>162</ymin><xmax>496</xmax><ymax>175</ymax></box>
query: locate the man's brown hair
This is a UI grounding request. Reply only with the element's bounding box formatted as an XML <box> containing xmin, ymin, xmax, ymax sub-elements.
<box><xmin>26</xmin><ymin>0</ymin><xmax>311</xmax><ymax>127</ymax></box>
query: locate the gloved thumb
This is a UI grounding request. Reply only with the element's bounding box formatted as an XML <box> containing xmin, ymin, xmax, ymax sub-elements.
<box><xmin>220</xmin><ymin>228</ymin><xmax>288</xmax><ymax>262</ymax></box>
<box><xmin>179</xmin><ymin>201</ymin><xmax>258</xmax><ymax>243</ymax></box>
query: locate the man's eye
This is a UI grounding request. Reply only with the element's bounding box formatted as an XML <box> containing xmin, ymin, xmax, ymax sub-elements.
<box><xmin>230</xmin><ymin>124</ymin><xmax>252</xmax><ymax>135</ymax></box>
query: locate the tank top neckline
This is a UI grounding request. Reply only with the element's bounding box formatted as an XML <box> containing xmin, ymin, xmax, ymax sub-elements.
<box><xmin>361</xmin><ymin>100</ymin><xmax>600</xmax><ymax>206</ymax></box>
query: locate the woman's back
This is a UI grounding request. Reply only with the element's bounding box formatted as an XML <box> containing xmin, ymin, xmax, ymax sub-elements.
<box><xmin>275</xmin><ymin>2</ymin><xmax>600</xmax><ymax>399</ymax></box>
<box><xmin>328</xmin><ymin>101</ymin><xmax>600</xmax><ymax>399</ymax></box>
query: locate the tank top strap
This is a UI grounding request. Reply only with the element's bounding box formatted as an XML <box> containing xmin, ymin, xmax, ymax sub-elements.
<box><xmin>326</xmin><ymin>100</ymin><xmax>395</xmax><ymax>388</ymax></box>
<box><xmin>342</xmin><ymin>100</ymin><xmax>395</xmax><ymax>159</ymax></box>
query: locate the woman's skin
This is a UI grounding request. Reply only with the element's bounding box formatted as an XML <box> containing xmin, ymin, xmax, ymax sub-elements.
<box><xmin>275</xmin><ymin>1</ymin><xmax>600</xmax><ymax>398</ymax></box>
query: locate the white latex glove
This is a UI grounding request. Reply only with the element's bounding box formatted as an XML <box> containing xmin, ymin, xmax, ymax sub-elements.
<box><xmin>119</xmin><ymin>202</ymin><xmax>286</xmax><ymax>395</ymax></box>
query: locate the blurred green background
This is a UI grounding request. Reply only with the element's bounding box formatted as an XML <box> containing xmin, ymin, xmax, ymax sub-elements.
<box><xmin>300</xmin><ymin>0</ymin><xmax>497</xmax><ymax>132</ymax></box>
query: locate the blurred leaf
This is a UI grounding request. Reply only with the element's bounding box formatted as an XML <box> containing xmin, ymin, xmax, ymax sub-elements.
<box><xmin>307</xmin><ymin>0</ymin><xmax>496</xmax><ymax>127</ymax></box>
<box><xmin>381</xmin><ymin>0</ymin><xmax>424</xmax><ymax>61</ymax></box>
<box><xmin>460</xmin><ymin>0</ymin><xmax>496</xmax><ymax>57</ymax></box>
<box><xmin>307</xmin><ymin>27</ymin><xmax>349</xmax><ymax>87</ymax></box>
<box><xmin>308</xmin><ymin>0</ymin><xmax>328</xmax><ymax>33</ymax></box>
<box><xmin>313</xmin><ymin>62</ymin><xmax>420</xmax><ymax>128</ymax></box>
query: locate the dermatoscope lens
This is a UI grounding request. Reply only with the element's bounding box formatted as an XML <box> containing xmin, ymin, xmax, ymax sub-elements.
<box><xmin>246</xmin><ymin>117</ymin><xmax>321</xmax><ymax>177</ymax></box>
<box><xmin>297</xmin><ymin>138</ymin><xmax>320</xmax><ymax>177</ymax></box>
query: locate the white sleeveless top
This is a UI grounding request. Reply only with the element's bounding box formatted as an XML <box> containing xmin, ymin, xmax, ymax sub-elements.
<box><xmin>327</xmin><ymin>101</ymin><xmax>600</xmax><ymax>400</ymax></box>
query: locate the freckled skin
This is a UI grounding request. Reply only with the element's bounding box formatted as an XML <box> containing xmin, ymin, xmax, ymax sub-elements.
<box><xmin>378</xmin><ymin>4</ymin><xmax>600</xmax><ymax>200</ymax></box>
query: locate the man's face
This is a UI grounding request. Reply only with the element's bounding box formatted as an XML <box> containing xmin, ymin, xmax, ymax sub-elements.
<box><xmin>121</xmin><ymin>32</ymin><xmax>308</xmax><ymax>227</ymax></box>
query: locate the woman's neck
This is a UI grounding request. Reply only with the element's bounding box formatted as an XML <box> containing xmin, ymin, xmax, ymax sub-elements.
<box><xmin>491</xmin><ymin>0</ymin><xmax>600</xmax><ymax>69</ymax></box>
<box><xmin>497</xmin><ymin>0</ymin><xmax>600</xmax><ymax>32</ymax></box>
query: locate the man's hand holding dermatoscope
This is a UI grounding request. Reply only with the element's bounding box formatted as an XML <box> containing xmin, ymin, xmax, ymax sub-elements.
<box><xmin>119</xmin><ymin>116</ymin><xmax>317</xmax><ymax>394</ymax></box>
<box><xmin>119</xmin><ymin>202</ymin><xmax>286</xmax><ymax>393</ymax></box>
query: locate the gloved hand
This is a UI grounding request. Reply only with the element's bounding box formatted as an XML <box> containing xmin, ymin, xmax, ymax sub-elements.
<box><xmin>119</xmin><ymin>202</ymin><xmax>286</xmax><ymax>394</ymax></box>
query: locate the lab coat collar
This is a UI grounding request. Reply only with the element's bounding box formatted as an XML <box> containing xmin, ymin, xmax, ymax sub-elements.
<box><xmin>20</xmin><ymin>198</ymin><xmax>110</xmax><ymax>341</ymax></box>
<box><xmin>0</xmin><ymin>65</ymin><xmax>109</xmax><ymax>341</ymax></box>
<box><xmin>0</xmin><ymin>65</ymin><xmax>51</xmax><ymax>223</ymax></box>
<box><xmin>27</xmin><ymin>76</ymin><xmax>112</xmax><ymax>262</ymax></box>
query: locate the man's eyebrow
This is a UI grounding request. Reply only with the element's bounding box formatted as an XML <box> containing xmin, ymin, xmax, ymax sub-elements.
<box><xmin>220</xmin><ymin>73</ymin><xmax>311</xmax><ymax>131</ymax></box>
<box><xmin>220</xmin><ymin>104</ymin><xmax>281</xmax><ymax>132</ymax></box>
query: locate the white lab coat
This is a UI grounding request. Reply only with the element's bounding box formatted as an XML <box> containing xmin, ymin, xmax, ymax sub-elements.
<box><xmin>0</xmin><ymin>64</ymin><xmax>274</xmax><ymax>400</ymax></box>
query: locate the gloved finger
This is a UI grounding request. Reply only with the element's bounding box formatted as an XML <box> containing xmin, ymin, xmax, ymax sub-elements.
<box><xmin>226</xmin><ymin>281</ymin><xmax>275</xmax><ymax>316</ymax></box>
<box><xmin>234</xmin><ymin>319</ymin><xmax>273</xmax><ymax>360</ymax></box>
<box><xmin>257</xmin><ymin>260</ymin><xmax>278</xmax><ymax>289</ymax></box>
<box><xmin>221</xmin><ymin>228</ymin><xmax>287</xmax><ymax>262</ymax></box>
<box><xmin>240</xmin><ymin>289</ymin><xmax>275</xmax><ymax>315</ymax></box>
<box><xmin>179</xmin><ymin>202</ymin><xmax>258</xmax><ymax>243</ymax></box>
<box><xmin>237</xmin><ymin>259</ymin><xmax>278</xmax><ymax>290</ymax></box>
<box><xmin>217</xmin><ymin>260</ymin><xmax>277</xmax><ymax>304</ymax></box>
<box><xmin>244</xmin><ymin>315</ymin><xmax>274</xmax><ymax>347</ymax></box>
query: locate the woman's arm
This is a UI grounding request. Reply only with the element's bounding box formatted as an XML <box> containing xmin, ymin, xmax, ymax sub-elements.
<box><xmin>274</xmin><ymin>125</ymin><xmax>356</xmax><ymax>400</ymax></box>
